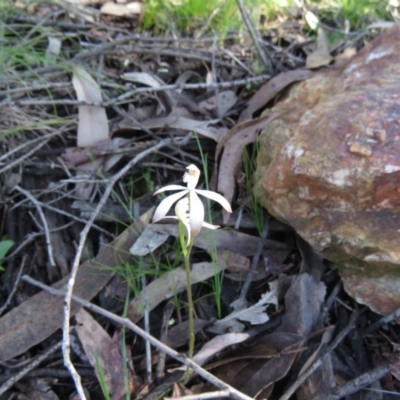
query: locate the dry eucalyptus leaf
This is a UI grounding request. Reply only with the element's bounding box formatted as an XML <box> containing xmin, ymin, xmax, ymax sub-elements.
<box><xmin>192</xmin><ymin>333</ymin><xmax>250</xmax><ymax>366</ymax></box>
<box><xmin>45</xmin><ymin>36</ymin><xmax>61</xmax><ymax>62</ymax></box>
<box><xmin>305</xmin><ymin>10</ymin><xmax>320</xmax><ymax>30</ymax></box>
<box><xmin>129</xmin><ymin>225</ymin><xmax>169</xmax><ymax>256</ymax></box>
<box><xmin>71</xmin><ymin>65</ymin><xmax>109</xmax><ymax>147</ymax></box>
<box><xmin>128</xmin><ymin>260</ymin><xmax>230</xmax><ymax>322</ymax></box>
<box><xmin>153</xmin><ymin>223</ymin><xmax>290</xmax><ymax>257</ymax></box>
<box><xmin>216</xmin><ymin>112</ymin><xmax>284</xmax><ymax>222</ymax></box>
<box><xmin>100</xmin><ymin>1</ymin><xmax>142</xmax><ymax>16</ymax></box>
<box><xmin>0</xmin><ymin>218</ymin><xmax>146</xmax><ymax>362</ymax></box>
<box><xmin>122</xmin><ymin>71</ymin><xmax>163</xmax><ymax>88</ymax></box>
<box><xmin>122</xmin><ymin>72</ymin><xmax>175</xmax><ymax>113</ymax></box>
<box><xmin>238</xmin><ymin>69</ymin><xmax>311</xmax><ymax>122</ymax></box>
<box><xmin>121</xmin><ymin>116</ymin><xmax>226</xmax><ymax>142</ymax></box>
<box><xmin>75</xmin><ymin>309</ymin><xmax>113</xmax><ymax>389</ymax></box>
<box><xmin>208</xmin><ymin>281</ymin><xmax>279</xmax><ymax>334</ymax></box>
<box><xmin>306</xmin><ymin>27</ymin><xmax>333</xmax><ymax>69</ymax></box>
<box><xmin>199</xmin><ymin>90</ymin><xmax>237</xmax><ymax>117</ymax></box>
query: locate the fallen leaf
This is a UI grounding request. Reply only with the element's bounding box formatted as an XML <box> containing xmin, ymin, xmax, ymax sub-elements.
<box><xmin>192</xmin><ymin>333</ymin><xmax>250</xmax><ymax>366</ymax></box>
<box><xmin>198</xmin><ymin>90</ymin><xmax>237</xmax><ymax>117</ymax></box>
<box><xmin>299</xmin><ymin>325</ymin><xmax>335</xmax><ymax>376</ymax></box>
<box><xmin>152</xmin><ymin>223</ymin><xmax>290</xmax><ymax>257</ymax></box>
<box><xmin>62</xmin><ymin>138</ymin><xmax>130</xmax><ymax>167</ymax></box>
<box><xmin>120</xmin><ymin>116</ymin><xmax>226</xmax><ymax>142</ymax></box>
<box><xmin>306</xmin><ymin>27</ymin><xmax>333</xmax><ymax>69</ymax></box>
<box><xmin>128</xmin><ymin>260</ymin><xmax>230</xmax><ymax>323</ymax></box>
<box><xmin>299</xmin><ymin>314</ymin><xmax>335</xmax><ymax>399</ymax></box>
<box><xmin>297</xmin><ymin>234</ymin><xmax>325</xmax><ymax>280</ymax></box>
<box><xmin>72</xmin><ymin>65</ymin><xmax>110</xmax><ymax>198</ymax></box>
<box><xmin>213</xmin><ymin>274</ymin><xmax>327</xmax><ymax>398</ymax></box>
<box><xmin>208</xmin><ymin>281</ymin><xmax>278</xmax><ymax>334</ymax></box>
<box><xmin>75</xmin><ymin>309</ymin><xmax>115</xmax><ymax>393</ymax></box>
<box><xmin>238</xmin><ymin>69</ymin><xmax>311</xmax><ymax>122</ymax></box>
<box><xmin>72</xmin><ymin>65</ymin><xmax>109</xmax><ymax>147</ymax></box>
<box><xmin>122</xmin><ymin>72</ymin><xmax>164</xmax><ymax>88</ymax></box>
<box><xmin>122</xmin><ymin>72</ymin><xmax>175</xmax><ymax>113</ymax></box>
<box><xmin>75</xmin><ymin>312</ymin><xmax>140</xmax><ymax>400</ymax></box>
<box><xmin>129</xmin><ymin>224</ymin><xmax>170</xmax><ymax>256</ymax></box>
<box><xmin>216</xmin><ymin>112</ymin><xmax>284</xmax><ymax>222</ymax></box>
<box><xmin>306</xmin><ymin>50</ymin><xmax>333</xmax><ymax>69</ymax></box>
<box><xmin>207</xmin><ymin>332</ymin><xmax>302</xmax><ymax>398</ymax></box>
<box><xmin>218</xmin><ymin>250</ymin><xmax>250</xmax><ymax>274</ymax></box>
<box><xmin>305</xmin><ymin>10</ymin><xmax>320</xmax><ymax>30</ymax></box>
<box><xmin>101</xmin><ymin>1</ymin><xmax>142</xmax><ymax>17</ymax></box>
<box><xmin>279</xmin><ymin>274</ymin><xmax>326</xmax><ymax>336</ymax></box>
<box><xmin>167</xmin><ymin>319</ymin><xmax>209</xmax><ymax>349</ymax></box>
<box><xmin>174</xmin><ymin>70</ymin><xmax>202</xmax><ymax>94</ymax></box>
<box><xmin>0</xmin><ymin>217</ymin><xmax>147</xmax><ymax>362</ymax></box>
<box><xmin>19</xmin><ymin>379</ymin><xmax>60</xmax><ymax>400</ymax></box>
<box><xmin>45</xmin><ymin>36</ymin><xmax>61</xmax><ymax>63</ymax></box>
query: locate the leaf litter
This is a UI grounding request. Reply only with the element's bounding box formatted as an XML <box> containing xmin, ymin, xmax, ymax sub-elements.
<box><xmin>0</xmin><ymin>3</ymin><xmax>397</xmax><ymax>400</ymax></box>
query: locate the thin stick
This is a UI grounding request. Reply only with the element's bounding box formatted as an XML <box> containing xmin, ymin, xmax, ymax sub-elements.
<box><xmin>0</xmin><ymin>126</ymin><xmax>69</xmax><ymax>175</ymax></box>
<box><xmin>364</xmin><ymin>306</ymin><xmax>400</xmax><ymax>334</ymax></box>
<box><xmin>0</xmin><ymin>340</ymin><xmax>62</xmax><ymax>396</ymax></box>
<box><xmin>310</xmin><ymin>362</ymin><xmax>390</xmax><ymax>400</ymax></box>
<box><xmin>4</xmin><ymin>222</ymin><xmax>74</xmax><ymax>262</ymax></box>
<box><xmin>15</xmin><ymin>186</ymin><xmax>56</xmax><ymax>267</ymax></box>
<box><xmin>22</xmin><ymin>275</ymin><xmax>254</xmax><ymax>400</ymax></box>
<box><xmin>239</xmin><ymin>218</ymin><xmax>268</xmax><ymax>300</ymax></box>
<box><xmin>61</xmin><ymin>135</ymin><xmax>192</xmax><ymax>399</ymax></box>
<box><xmin>13</xmin><ymin>199</ymin><xmax>112</xmax><ymax>237</ymax></box>
<box><xmin>235</xmin><ymin>0</ymin><xmax>272</xmax><ymax>73</ymax></box>
<box><xmin>0</xmin><ymin>256</ymin><xmax>25</xmax><ymax>316</ymax></box>
<box><xmin>0</xmin><ymin>75</ymin><xmax>271</xmax><ymax>108</ymax></box>
<box><xmin>156</xmin><ymin>302</ymin><xmax>175</xmax><ymax>381</ymax></box>
<box><xmin>166</xmin><ymin>389</ymin><xmax>231</xmax><ymax>400</ymax></box>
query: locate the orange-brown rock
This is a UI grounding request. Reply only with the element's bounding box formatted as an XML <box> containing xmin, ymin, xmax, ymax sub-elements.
<box><xmin>254</xmin><ymin>24</ymin><xmax>400</xmax><ymax>317</ymax></box>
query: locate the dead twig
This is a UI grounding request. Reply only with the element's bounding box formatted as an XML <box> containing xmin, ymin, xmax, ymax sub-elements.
<box><xmin>310</xmin><ymin>362</ymin><xmax>390</xmax><ymax>400</ymax></box>
<box><xmin>235</xmin><ymin>0</ymin><xmax>272</xmax><ymax>73</ymax></box>
<box><xmin>364</xmin><ymin>307</ymin><xmax>400</xmax><ymax>335</ymax></box>
<box><xmin>0</xmin><ymin>126</ymin><xmax>69</xmax><ymax>176</ymax></box>
<box><xmin>14</xmin><ymin>186</ymin><xmax>56</xmax><ymax>267</ymax></box>
<box><xmin>3</xmin><ymin>222</ymin><xmax>74</xmax><ymax>263</ymax></box>
<box><xmin>0</xmin><ymin>256</ymin><xmax>25</xmax><ymax>316</ymax></box>
<box><xmin>156</xmin><ymin>302</ymin><xmax>175</xmax><ymax>382</ymax></box>
<box><xmin>238</xmin><ymin>217</ymin><xmax>269</xmax><ymax>300</ymax></box>
<box><xmin>0</xmin><ymin>75</ymin><xmax>271</xmax><ymax>108</ymax></box>
<box><xmin>165</xmin><ymin>390</ymin><xmax>232</xmax><ymax>400</ymax></box>
<box><xmin>22</xmin><ymin>275</ymin><xmax>254</xmax><ymax>400</ymax></box>
<box><xmin>0</xmin><ymin>340</ymin><xmax>62</xmax><ymax>396</ymax></box>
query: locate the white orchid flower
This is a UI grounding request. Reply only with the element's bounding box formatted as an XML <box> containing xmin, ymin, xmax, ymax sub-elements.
<box><xmin>152</xmin><ymin>164</ymin><xmax>232</xmax><ymax>238</ymax></box>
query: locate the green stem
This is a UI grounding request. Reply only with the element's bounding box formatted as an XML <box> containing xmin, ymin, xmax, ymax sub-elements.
<box><xmin>182</xmin><ymin>233</ymin><xmax>195</xmax><ymax>383</ymax></box>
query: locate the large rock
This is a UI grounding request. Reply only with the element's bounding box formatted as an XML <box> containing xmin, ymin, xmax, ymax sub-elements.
<box><xmin>254</xmin><ymin>24</ymin><xmax>400</xmax><ymax>317</ymax></box>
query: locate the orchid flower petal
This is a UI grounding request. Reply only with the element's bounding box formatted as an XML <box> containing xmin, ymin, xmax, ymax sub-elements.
<box><xmin>175</xmin><ymin>198</ymin><xmax>191</xmax><ymax>247</ymax></box>
<box><xmin>195</xmin><ymin>189</ymin><xmax>232</xmax><ymax>212</ymax></box>
<box><xmin>183</xmin><ymin>164</ymin><xmax>200</xmax><ymax>189</ymax></box>
<box><xmin>189</xmin><ymin>190</ymin><xmax>204</xmax><ymax>235</ymax></box>
<box><xmin>152</xmin><ymin>190</ymin><xmax>188</xmax><ymax>223</ymax></box>
<box><xmin>154</xmin><ymin>185</ymin><xmax>187</xmax><ymax>195</ymax></box>
<box><xmin>202</xmin><ymin>221</ymin><xmax>220</xmax><ymax>230</ymax></box>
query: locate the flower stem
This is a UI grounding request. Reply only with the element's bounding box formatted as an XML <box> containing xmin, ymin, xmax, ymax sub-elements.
<box><xmin>182</xmin><ymin>233</ymin><xmax>195</xmax><ymax>383</ymax></box>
